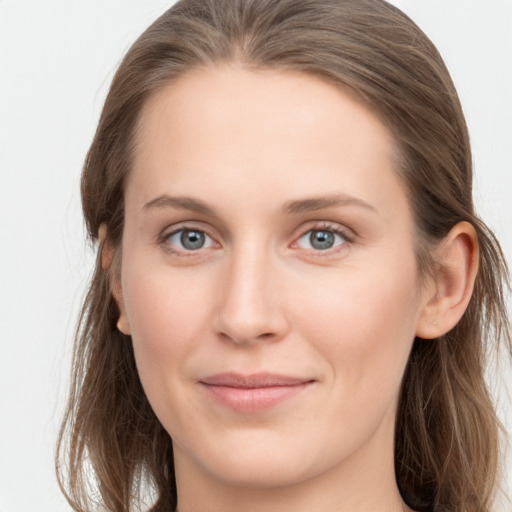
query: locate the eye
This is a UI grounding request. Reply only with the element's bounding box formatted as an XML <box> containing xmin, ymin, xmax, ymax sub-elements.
<box><xmin>164</xmin><ymin>228</ymin><xmax>216</xmax><ymax>252</ymax></box>
<box><xmin>296</xmin><ymin>228</ymin><xmax>347</xmax><ymax>251</ymax></box>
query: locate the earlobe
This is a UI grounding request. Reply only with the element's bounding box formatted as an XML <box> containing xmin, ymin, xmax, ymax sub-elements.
<box><xmin>98</xmin><ymin>223</ymin><xmax>132</xmax><ymax>336</ymax></box>
<box><xmin>416</xmin><ymin>221</ymin><xmax>478</xmax><ymax>339</ymax></box>
<box><xmin>116</xmin><ymin>307</ymin><xmax>132</xmax><ymax>335</ymax></box>
<box><xmin>112</xmin><ymin>279</ymin><xmax>131</xmax><ymax>335</ymax></box>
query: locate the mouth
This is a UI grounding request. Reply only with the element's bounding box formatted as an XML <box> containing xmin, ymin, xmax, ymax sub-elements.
<box><xmin>199</xmin><ymin>372</ymin><xmax>316</xmax><ymax>412</ymax></box>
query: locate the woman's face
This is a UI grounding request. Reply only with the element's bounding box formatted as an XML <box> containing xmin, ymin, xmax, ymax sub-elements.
<box><xmin>117</xmin><ymin>66</ymin><xmax>431</xmax><ymax>490</ymax></box>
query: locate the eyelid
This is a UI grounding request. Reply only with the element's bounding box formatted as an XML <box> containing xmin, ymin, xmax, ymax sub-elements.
<box><xmin>157</xmin><ymin>220</ymin><xmax>355</xmax><ymax>257</ymax></box>
<box><xmin>158</xmin><ymin>222</ymin><xmax>221</xmax><ymax>256</ymax></box>
<box><xmin>290</xmin><ymin>221</ymin><xmax>355</xmax><ymax>254</ymax></box>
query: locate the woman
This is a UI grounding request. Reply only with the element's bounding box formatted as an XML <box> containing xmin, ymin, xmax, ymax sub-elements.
<box><xmin>56</xmin><ymin>1</ymin><xmax>511</xmax><ymax>511</ymax></box>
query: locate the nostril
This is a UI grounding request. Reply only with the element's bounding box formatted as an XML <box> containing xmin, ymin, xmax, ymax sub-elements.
<box><xmin>259</xmin><ymin>332</ymin><xmax>274</xmax><ymax>338</ymax></box>
<box><xmin>217</xmin><ymin>330</ymin><xmax>278</xmax><ymax>345</ymax></box>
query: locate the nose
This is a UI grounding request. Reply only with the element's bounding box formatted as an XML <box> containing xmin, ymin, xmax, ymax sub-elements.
<box><xmin>213</xmin><ymin>244</ymin><xmax>289</xmax><ymax>346</ymax></box>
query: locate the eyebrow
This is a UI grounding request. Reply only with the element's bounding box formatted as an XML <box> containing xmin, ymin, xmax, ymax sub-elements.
<box><xmin>142</xmin><ymin>195</ymin><xmax>216</xmax><ymax>215</ymax></box>
<box><xmin>283</xmin><ymin>195</ymin><xmax>377</xmax><ymax>215</ymax></box>
<box><xmin>142</xmin><ymin>193</ymin><xmax>377</xmax><ymax>216</ymax></box>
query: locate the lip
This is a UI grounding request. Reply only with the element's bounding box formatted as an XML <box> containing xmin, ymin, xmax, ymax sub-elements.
<box><xmin>199</xmin><ymin>372</ymin><xmax>315</xmax><ymax>412</ymax></box>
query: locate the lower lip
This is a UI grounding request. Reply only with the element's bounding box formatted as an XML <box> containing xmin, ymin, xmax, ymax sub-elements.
<box><xmin>200</xmin><ymin>382</ymin><xmax>313</xmax><ymax>412</ymax></box>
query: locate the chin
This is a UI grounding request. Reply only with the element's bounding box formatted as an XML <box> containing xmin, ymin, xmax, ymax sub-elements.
<box><xmin>177</xmin><ymin>428</ymin><xmax>343</xmax><ymax>490</ymax></box>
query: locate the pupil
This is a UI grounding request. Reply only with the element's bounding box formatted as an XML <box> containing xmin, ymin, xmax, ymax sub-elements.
<box><xmin>181</xmin><ymin>230</ymin><xmax>205</xmax><ymax>250</ymax></box>
<box><xmin>310</xmin><ymin>230</ymin><xmax>334</xmax><ymax>250</ymax></box>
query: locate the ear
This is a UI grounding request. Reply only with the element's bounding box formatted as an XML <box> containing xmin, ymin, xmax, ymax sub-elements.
<box><xmin>98</xmin><ymin>223</ymin><xmax>131</xmax><ymax>336</ymax></box>
<box><xmin>416</xmin><ymin>221</ymin><xmax>478</xmax><ymax>339</ymax></box>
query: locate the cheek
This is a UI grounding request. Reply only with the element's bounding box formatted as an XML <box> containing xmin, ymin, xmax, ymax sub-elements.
<box><xmin>296</xmin><ymin>254</ymin><xmax>421</xmax><ymax>399</ymax></box>
<box><xmin>121</xmin><ymin>265</ymin><xmax>219</xmax><ymax>438</ymax></box>
<box><xmin>121</xmin><ymin>261</ymin><xmax>212</xmax><ymax>386</ymax></box>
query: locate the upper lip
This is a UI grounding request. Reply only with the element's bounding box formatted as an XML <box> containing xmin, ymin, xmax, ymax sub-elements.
<box><xmin>200</xmin><ymin>372</ymin><xmax>314</xmax><ymax>388</ymax></box>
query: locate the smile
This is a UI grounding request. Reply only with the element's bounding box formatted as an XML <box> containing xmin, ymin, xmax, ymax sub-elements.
<box><xmin>199</xmin><ymin>372</ymin><xmax>316</xmax><ymax>413</ymax></box>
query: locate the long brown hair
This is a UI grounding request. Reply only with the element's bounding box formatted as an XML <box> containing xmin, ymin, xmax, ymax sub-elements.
<box><xmin>56</xmin><ymin>1</ymin><xmax>511</xmax><ymax>511</ymax></box>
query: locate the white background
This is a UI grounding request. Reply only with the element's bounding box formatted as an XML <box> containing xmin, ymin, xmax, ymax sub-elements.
<box><xmin>0</xmin><ymin>1</ymin><xmax>511</xmax><ymax>511</ymax></box>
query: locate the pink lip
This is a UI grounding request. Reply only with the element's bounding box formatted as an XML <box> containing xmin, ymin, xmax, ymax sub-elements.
<box><xmin>199</xmin><ymin>372</ymin><xmax>315</xmax><ymax>412</ymax></box>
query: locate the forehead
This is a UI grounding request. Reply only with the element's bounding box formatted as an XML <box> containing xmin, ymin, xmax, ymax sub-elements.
<box><xmin>128</xmin><ymin>65</ymin><xmax>407</xmax><ymax>220</ymax></box>
<box><xmin>134</xmin><ymin>64</ymin><xmax>397</xmax><ymax>160</ymax></box>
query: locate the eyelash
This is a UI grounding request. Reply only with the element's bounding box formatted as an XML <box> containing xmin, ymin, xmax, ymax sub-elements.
<box><xmin>158</xmin><ymin>224</ymin><xmax>218</xmax><ymax>258</ymax></box>
<box><xmin>294</xmin><ymin>222</ymin><xmax>353</xmax><ymax>255</ymax></box>
<box><xmin>159</xmin><ymin>222</ymin><xmax>354</xmax><ymax>258</ymax></box>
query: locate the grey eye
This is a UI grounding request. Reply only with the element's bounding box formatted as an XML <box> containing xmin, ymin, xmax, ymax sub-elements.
<box><xmin>297</xmin><ymin>229</ymin><xmax>346</xmax><ymax>251</ymax></box>
<box><xmin>181</xmin><ymin>229</ymin><xmax>205</xmax><ymax>250</ymax></box>
<box><xmin>310</xmin><ymin>230</ymin><xmax>334</xmax><ymax>250</ymax></box>
<box><xmin>167</xmin><ymin>229</ymin><xmax>214</xmax><ymax>251</ymax></box>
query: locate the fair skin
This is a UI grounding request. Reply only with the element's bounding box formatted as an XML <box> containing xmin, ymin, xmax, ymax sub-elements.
<box><xmin>105</xmin><ymin>66</ymin><xmax>478</xmax><ymax>512</ymax></box>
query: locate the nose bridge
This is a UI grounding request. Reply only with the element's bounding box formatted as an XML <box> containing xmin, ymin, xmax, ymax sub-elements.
<box><xmin>214</xmin><ymin>237</ymin><xmax>286</xmax><ymax>344</ymax></box>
